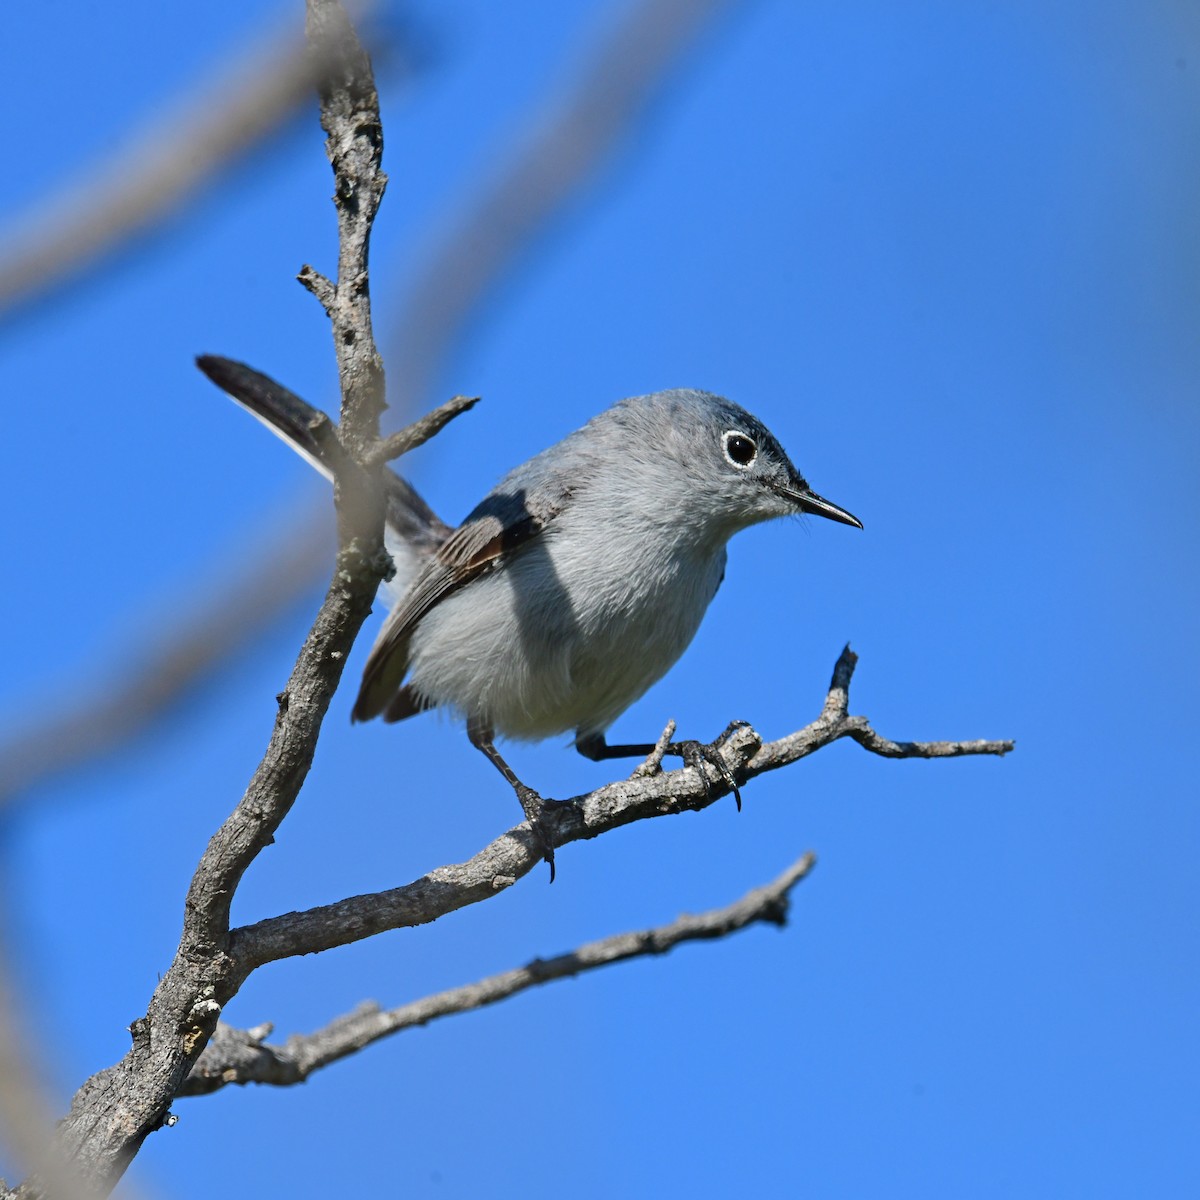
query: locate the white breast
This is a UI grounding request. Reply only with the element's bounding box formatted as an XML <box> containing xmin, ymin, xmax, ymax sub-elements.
<box><xmin>403</xmin><ymin>502</ymin><xmax>728</xmax><ymax>741</ymax></box>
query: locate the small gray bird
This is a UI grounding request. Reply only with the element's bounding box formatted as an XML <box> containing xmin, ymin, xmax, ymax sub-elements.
<box><xmin>199</xmin><ymin>358</ymin><xmax>862</xmax><ymax>875</ymax></box>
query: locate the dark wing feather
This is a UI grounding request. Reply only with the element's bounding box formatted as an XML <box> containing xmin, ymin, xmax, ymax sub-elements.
<box><xmin>351</xmin><ymin>486</ymin><xmax>568</xmax><ymax>721</ymax></box>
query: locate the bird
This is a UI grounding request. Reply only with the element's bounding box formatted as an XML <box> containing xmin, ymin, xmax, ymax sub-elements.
<box><xmin>199</xmin><ymin>357</ymin><xmax>862</xmax><ymax>876</ymax></box>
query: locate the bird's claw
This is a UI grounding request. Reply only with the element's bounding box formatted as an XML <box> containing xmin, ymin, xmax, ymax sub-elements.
<box><xmin>667</xmin><ymin>738</ymin><xmax>743</xmax><ymax>811</ymax></box>
<box><xmin>715</xmin><ymin>719</ymin><xmax>753</xmax><ymax>747</ymax></box>
<box><xmin>514</xmin><ymin>784</ymin><xmax>565</xmax><ymax>882</ymax></box>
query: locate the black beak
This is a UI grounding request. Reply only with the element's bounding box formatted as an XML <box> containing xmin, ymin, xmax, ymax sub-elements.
<box><xmin>776</xmin><ymin>483</ymin><xmax>863</xmax><ymax>529</ymax></box>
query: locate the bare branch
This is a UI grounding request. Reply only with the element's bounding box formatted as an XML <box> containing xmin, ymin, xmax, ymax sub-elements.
<box><xmin>297</xmin><ymin>264</ymin><xmax>338</xmax><ymax>313</ymax></box>
<box><xmin>307</xmin><ymin>0</ymin><xmax>389</xmax><ymax>453</ymax></box>
<box><xmin>41</xmin><ymin>5</ymin><xmax>396</xmax><ymax>1191</ymax></box>
<box><xmin>633</xmin><ymin>718</ymin><xmax>677</xmax><ymax>777</ymax></box>
<box><xmin>745</xmin><ymin>645</ymin><xmax>1015</xmax><ymax>773</ymax></box>
<box><xmin>181</xmin><ymin>852</ymin><xmax>816</xmax><ymax>1096</ymax></box>
<box><xmin>225</xmin><ymin>647</ymin><xmax>1012</xmax><ymax>976</ymax></box>
<box><xmin>179</xmin><ymin>0</ymin><xmax>392</xmax><ymax>963</ymax></box>
<box><xmin>43</xmin><ymin>610</ymin><xmax>1009</xmax><ymax>1193</ymax></box>
<box><xmin>367</xmin><ymin>394</ymin><xmax>481</xmax><ymax>465</ymax></box>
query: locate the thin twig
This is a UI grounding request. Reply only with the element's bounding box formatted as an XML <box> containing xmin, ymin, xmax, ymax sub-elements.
<box><xmin>367</xmin><ymin>395</ymin><xmax>481</xmax><ymax>465</ymax></box>
<box><xmin>743</xmin><ymin>645</ymin><xmax>1015</xmax><ymax>772</ymax></box>
<box><xmin>181</xmin><ymin>852</ymin><xmax>816</xmax><ymax>1095</ymax></box>
<box><xmin>633</xmin><ymin>718</ymin><xmax>677</xmax><ymax>777</ymax></box>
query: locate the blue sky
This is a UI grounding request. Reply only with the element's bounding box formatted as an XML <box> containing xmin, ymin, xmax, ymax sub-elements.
<box><xmin>1</xmin><ymin>0</ymin><xmax>1198</xmax><ymax>1196</ymax></box>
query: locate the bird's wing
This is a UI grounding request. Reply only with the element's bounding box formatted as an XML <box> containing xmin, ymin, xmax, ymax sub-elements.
<box><xmin>351</xmin><ymin>482</ymin><xmax>573</xmax><ymax>721</ymax></box>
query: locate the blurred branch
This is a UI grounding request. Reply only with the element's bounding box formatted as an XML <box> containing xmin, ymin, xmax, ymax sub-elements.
<box><xmin>0</xmin><ymin>926</ymin><xmax>106</xmax><ymax>1200</ymax></box>
<box><xmin>0</xmin><ymin>526</ymin><xmax>330</xmax><ymax>815</ymax></box>
<box><xmin>0</xmin><ymin>1</ymin><xmax>409</xmax><ymax>321</ymax></box>
<box><xmin>181</xmin><ymin>851</ymin><xmax>816</xmax><ymax>1096</ymax></box>
<box><xmin>0</xmin><ymin>0</ymin><xmax>743</xmax><ymax>815</ymax></box>
<box><xmin>386</xmin><ymin>0</ymin><xmax>742</xmax><ymax>408</ymax></box>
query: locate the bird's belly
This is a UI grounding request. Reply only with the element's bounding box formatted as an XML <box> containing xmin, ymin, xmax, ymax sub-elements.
<box><xmin>404</xmin><ymin>537</ymin><xmax>725</xmax><ymax>741</ymax></box>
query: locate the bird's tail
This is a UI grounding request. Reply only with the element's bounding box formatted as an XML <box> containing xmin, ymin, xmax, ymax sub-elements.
<box><xmin>196</xmin><ymin>355</ymin><xmax>453</xmax><ymax>566</ymax></box>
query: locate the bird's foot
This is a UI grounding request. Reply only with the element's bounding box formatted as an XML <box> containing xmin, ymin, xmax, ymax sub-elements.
<box><xmin>666</xmin><ymin>725</ymin><xmax>748</xmax><ymax>811</ymax></box>
<box><xmin>513</xmin><ymin>784</ymin><xmax>569</xmax><ymax>882</ymax></box>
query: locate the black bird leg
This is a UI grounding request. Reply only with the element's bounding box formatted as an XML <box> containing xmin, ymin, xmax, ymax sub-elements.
<box><xmin>468</xmin><ymin>717</ymin><xmax>565</xmax><ymax>881</ymax></box>
<box><xmin>576</xmin><ymin>722</ymin><xmax>748</xmax><ymax>811</ymax></box>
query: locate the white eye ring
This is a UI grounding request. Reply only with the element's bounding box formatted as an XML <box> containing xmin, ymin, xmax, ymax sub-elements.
<box><xmin>722</xmin><ymin>430</ymin><xmax>758</xmax><ymax>468</ymax></box>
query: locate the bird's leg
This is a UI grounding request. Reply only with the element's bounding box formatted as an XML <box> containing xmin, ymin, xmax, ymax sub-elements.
<box><xmin>575</xmin><ymin>723</ymin><xmax>749</xmax><ymax>811</ymax></box>
<box><xmin>467</xmin><ymin>717</ymin><xmax>564</xmax><ymax>881</ymax></box>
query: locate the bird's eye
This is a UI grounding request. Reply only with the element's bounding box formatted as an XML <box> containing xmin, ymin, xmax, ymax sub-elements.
<box><xmin>723</xmin><ymin>431</ymin><xmax>758</xmax><ymax>468</ymax></box>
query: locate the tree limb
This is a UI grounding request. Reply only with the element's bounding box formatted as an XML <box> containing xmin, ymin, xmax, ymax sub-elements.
<box><xmin>744</xmin><ymin>645</ymin><xmax>1015</xmax><ymax>771</ymax></box>
<box><xmin>32</xmin><ymin>6</ymin><xmax>396</xmax><ymax>1193</ymax></box>
<box><xmin>222</xmin><ymin>645</ymin><xmax>1012</xmax><ymax>977</ymax></box>
<box><xmin>181</xmin><ymin>851</ymin><xmax>816</xmax><ymax>1096</ymax></box>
